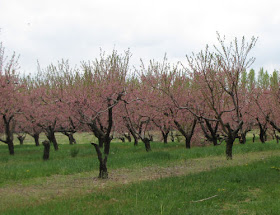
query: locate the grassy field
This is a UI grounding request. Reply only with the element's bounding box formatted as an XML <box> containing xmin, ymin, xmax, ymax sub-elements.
<box><xmin>1</xmin><ymin>134</ymin><xmax>280</xmax><ymax>214</ymax></box>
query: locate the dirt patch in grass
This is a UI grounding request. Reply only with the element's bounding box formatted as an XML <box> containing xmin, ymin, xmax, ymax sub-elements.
<box><xmin>0</xmin><ymin>150</ymin><xmax>279</xmax><ymax>211</ymax></box>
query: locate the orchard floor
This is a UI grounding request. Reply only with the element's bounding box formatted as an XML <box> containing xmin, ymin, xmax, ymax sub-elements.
<box><xmin>1</xmin><ymin>137</ymin><xmax>280</xmax><ymax>214</ymax></box>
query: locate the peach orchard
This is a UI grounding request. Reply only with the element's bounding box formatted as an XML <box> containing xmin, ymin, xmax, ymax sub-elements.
<box><xmin>0</xmin><ymin>35</ymin><xmax>279</xmax><ymax>178</ymax></box>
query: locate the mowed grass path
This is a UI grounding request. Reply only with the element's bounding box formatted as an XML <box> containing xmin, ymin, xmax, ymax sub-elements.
<box><xmin>1</xmin><ymin>137</ymin><xmax>280</xmax><ymax>214</ymax></box>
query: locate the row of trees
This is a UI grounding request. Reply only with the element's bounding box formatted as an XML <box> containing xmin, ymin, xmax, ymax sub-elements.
<box><xmin>1</xmin><ymin>35</ymin><xmax>280</xmax><ymax>178</ymax></box>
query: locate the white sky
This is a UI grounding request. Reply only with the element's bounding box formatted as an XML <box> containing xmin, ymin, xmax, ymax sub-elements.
<box><xmin>0</xmin><ymin>0</ymin><xmax>279</xmax><ymax>74</ymax></box>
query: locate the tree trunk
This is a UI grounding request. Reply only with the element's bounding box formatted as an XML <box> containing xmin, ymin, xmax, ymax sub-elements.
<box><xmin>161</xmin><ymin>131</ymin><xmax>169</xmax><ymax>144</ymax></box>
<box><xmin>2</xmin><ymin>116</ymin><xmax>15</xmax><ymax>155</ymax></box>
<box><xmin>119</xmin><ymin>137</ymin><xmax>125</xmax><ymax>142</ymax></box>
<box><xmin>143</xmin><ymin>138</ymin><xmax>151</xmax><ymax>152</ymax></box>
<box><xmin>276</xmin><ymin>136</ymin><xmax>280</xmax><ymax>144</ymax></box>
<box><xmin>64</xmin><ymin>132</ymin><xmax>76</xmax><ymax>145</ymax></box>
<box><xmin>185</xmin><ymin>137</ymin><xmax>191</xmax><ymax>149</ymax></box>
<box><xmin>223</xmin><ymin>121</ymin><xmax>243</xmax><ymax>160</ymax></box>
<box><xmin>98</xmin><ymin>138</ymin><xmax>104</xmax><ymax>148</ymax></box>
<box><xmin>199</xmin><ymin>119</ymin><xmax>220</xmax><ymax>146</ymax></box>
<box><xmin>124</xmin><ymin>134</ymin><xmax>132</xmax><ymax>142</ymax></box>
<box><xmin>134</xmin><ymin>138</ymin><xmax>138</xmax><ymax>146</ymax></box>
<box><xmin>163</xmin><ymin>134</ymin><xmax>168</xmax><ymax>144</ymax></box>
<box><xmin>69</xmin><ymin>133</ymin><xmax>76</xmax><ymax>144</ymax></box>
<box><xmin>125</xmin><ymin>124</ymin><xmax>138</xmax><ymax>146</ymax></box>
<box><xmin>259</xmin><ymin>129</ymin><xmax>266</xmax><ymax>143</ymax></box>
<box><xmin>212</xmin><ymin>137</ymin><xmax>218</xmax><ymax>146</ymax></box>
<box><xmin>238</xmin><ymin>133</ymin><xmax>246</xmax><ymax>144</ymax></box>
<box><xmin>170</xmin><ymin>131</ymin><xmax>175</xmax><ymax>142</ymax></box>
<box><xmin>92</xmin><ymin>142</ymin><xmax>109</xmax><ymax>179</ymax></box>
<box><xmin>17</xmin><ymin>135</ymin><xmax>25</xmax><ymax>145</ymax></box>
<box><xmin>42</xmin><ymin>140</ymin><xmax>50</xmax><ymax>160</ymax></box>
<box><xmin>7</xmin><ymin>132</ymin><xmax>14</xmax><ymax>155</ymax></box>
<box><xmin>174</xmin><ymin>118</ymin><xmax>197</xmax><ymax>149</ymax></box>
<box><xmin>33</xmin><ymin>133</ymin><xmax>40</xmax><ymax>146</ymax></box>
<box><xmin>226</xmin><ymin>138</ymin><xmax>234</xmax><ymax>160</ymax></box>
<box><xmin>252</xmin><ymin>134</ymin><xmax>255</xmax><ymax>143</ymax></box>
<box><xmin>8</xmin><ymin>140</ymin><xmax>14</xmax><ymax>155</ymax></box>
<box><xmin>46</xmin><ymin>131</ymin><xmax>58</xmax><ymax>151</ymax></box>
<box><xmin>98</xmin><ymin>159</ymin><xmax>108</xmax><ymax>179</ymax></box>
<box><xmin>257</xmin><ymin>119</ymin><xmax>267</xmax><ymax>144</ymax></box>
<box><xmin>242</xmin><ymin>133</ymin><xmax>247</xmax><ymax>144</ymax></box>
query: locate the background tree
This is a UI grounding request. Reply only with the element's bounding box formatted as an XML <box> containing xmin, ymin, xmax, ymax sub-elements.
<box><xmin>0</xmin><ymin>42</ymin><xmax>23</xmax><ymax>155</ymax></box>
<box><xmin>180</xmin><ymin>34</ymin><xmax>257</xmax><ymax>159</ymax></box>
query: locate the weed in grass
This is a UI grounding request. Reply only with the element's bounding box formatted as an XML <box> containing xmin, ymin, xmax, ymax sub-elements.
<box><xmin>70</xmin><ymin>147</ymin><xmax>79</xmax><ymax>158</ymax></box>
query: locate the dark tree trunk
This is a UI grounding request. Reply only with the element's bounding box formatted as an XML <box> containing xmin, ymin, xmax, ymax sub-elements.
<box><xmin>17</xmin><ymin>135</ymin><xmax>25</xmax><ymax>145</ymax></box>
<box><xmin>226</xmin><ymin>137</ymin><xmax>234</xmax><ymax>160</ymax></box>
<box><xmin>99</xmin><ymin>159</ymin><xmax>108</xmax><ymax>178</ymax></box>
<box><xmin>68</xmin><ymin>133</ymin><xmax>76</xmax><ymax>144</ymax></box>
<box><xmin>252</xmin><ymin>134</ymin><xmax>255</xmax><ymax>143</ymax></box>
<box><xmin>90</xmin><ymin>102</ymin><xmax>114</xmax><ymax>179</ymax></box>
<box><xmin>33</xmin><ymin>133</ymin><xmax>40</xmax><ymax>146</ymax></box>
<box><xmin>148</xmin><ymin>134</ymin><xmax>153</xmax><ymax>142</ymax></box>
<box><xmin>170</xmin><ymin>131</ymin><xmax>175</xmax><ymax>142</ymax></box>
<box><xmin>46</xmin><ymin>130</ymin><xmax>58</xmax><ymax>151</ymax></box>
<box><xmin>87</xmin><ymin>92</ymin><xmax>123</xmax><ymax>179</ymax></box>
<box><xmin>163</xmin><ymin>134</ymin><xmax>168</xmax><ymax>144</ymax></box>
<box><xmin>42</xmin><ymin>140</ymin><xmax>50</xmax><ymax>160</ymax></box>
<box><xmin>274</xmin><ymin>130</ymin><xmax>279</xmax><ymax>143</ymax></box>
<box><xmin>124</xmin><ymin>134</ymin><xmax>131</xmax><ymax>142</ymax></box>
<box><xmin>128</xmin><ymin>128</ymin><xmax>138</xmax><ymax>146</ymax></box>
<box><xmin>62</xmin><ymin>132</ymin><xmax>76</xmax><ymax>145</ymax></box>
<box><xmin>276</xmin><ymin>136</ymin><xmax>280</xmax><ymax>144</ymax></box>
<box><xmin>238</xmin><ymin>133</ymin><xmax>246</xmax><ymax>144</ymax></box>
<box><xmin>268</xmin><ymin>117</ymin><xmax>280</xmax><ymax>130</ymax></box>
<box><xmin>223</xmin><ymin>121</ymin><xmax>243</xmax><ymax>160</ymax></box>
<box><xmin>134</xmin><ymin>138</ymin><xmax>138</xmax><ymax>146</ymax></box>
<box><xmin>124</xmin><ymin>118</ymin><xmax>139</xmax><ymax>146</ymax></box>
<box><xmin>161</xmin><ymin>131</ymin><xmax>169</xmax><ymax>144</ymax></box>
<box><xmin>185</xmin><ymin>137</ymin><xmax>191</xmax><ymax>149</ymax></box>
<box><xmin>259</xmin><ymin>129</ymin><xmax>266</xmax><ymax>143</ymax></box>
<box><xmin>92</xmin><ymin>142</ymin><xmax>109</xmax><ymax>179</ymax></box>
<box><xmin>98</xmin><ymin>138</ymin><xmax>104</xmax><ymax>148</ymax></box>
<box><xmin>212</xmin><ymin>137</ymin><xmax>218</xmax><ymax>146</ymax></box>
<box><xmin>242</xmin><ymin>133</ymin><xmax>247</xmax><ymax>144</ymax></box>
<box><xmin>174</xmin><ymin>118</ymin><xmax>197</xmax><ymax>150</ymax></box>
<box><xmin>8</xmin><ymin>139</ymin><xmax>14</xmax><ymax>155</ymax></box>
<box><xmin>199</xmin><ymin>119</ymin><xmax>220</xmax><ymax>146</ymax></box>
<box><xmin>257</xmin><ymin>118</ymin><xmax>267</xmax><ymax>144</ymax></box>
<box><xmin>143</xmin><ymin>138</ymin><xmax>151</xmax><ymax>152</ymax></box>
<box><xmin>119</xmin><ymin>137</ymin><xmax>125</xmax><ymax>142</ymax></box>
<box><xmin>2</xmin><ymin>116</ymin><xmax>15</xmax><ymax>155</ymax></box>
<box><xmin>5</xmin><ymin>121</ymin><xmax>15</xmax><ymax>155</ymax></box>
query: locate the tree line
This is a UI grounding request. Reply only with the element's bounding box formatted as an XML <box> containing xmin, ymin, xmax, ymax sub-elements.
<box><xmin>0</xmin><ymin>34</ymin><xmax>279</xmax><ymax>178</ymax></box>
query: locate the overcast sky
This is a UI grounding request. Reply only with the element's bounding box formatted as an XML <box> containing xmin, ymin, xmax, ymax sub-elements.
<box><xmin>0</xmin><ymin>0</ymin><xmax>279</xmax><ymax>74</ymax></box>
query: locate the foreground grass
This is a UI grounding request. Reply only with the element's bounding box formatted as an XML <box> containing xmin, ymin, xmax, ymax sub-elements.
<box><xmin>0</xmin><ymin>137</ymin><xmax>280</xmax><ymax>186</ymax></box>
<box><xmin>1</xmin><ymin>135</ymin><xmax>280</xmax><ymax>214</ymax></box>
<box><xmin>2</xmin><ymin>153</ymin><xmax>280</xmax><ymax>214</ymax></box>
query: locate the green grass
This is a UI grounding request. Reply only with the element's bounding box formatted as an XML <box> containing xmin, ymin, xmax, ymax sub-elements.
<box><xmin>3</xmin><ymin>154</ymin><xmax>280</xmax><ymax>214</ymax></box>
<box><xmin>1</xmin><ymin>133</ymin><xmax>280</xmax><ymax>214</ymax></box>
<box><xmin>0</xmin><ymin>135</ymin><xmax>280</xmax><ymax>186</ymax></box>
